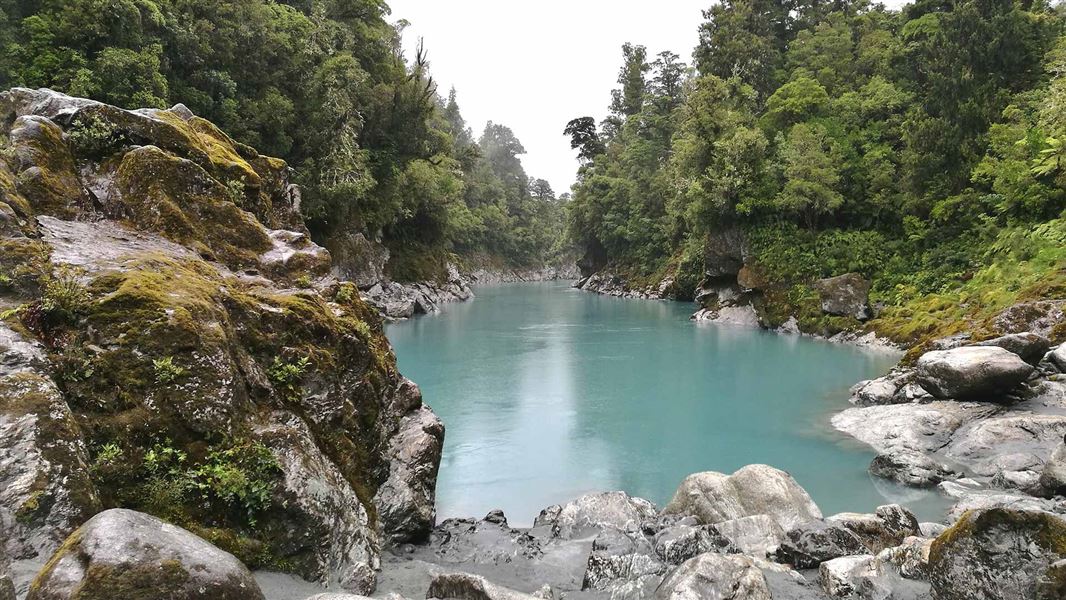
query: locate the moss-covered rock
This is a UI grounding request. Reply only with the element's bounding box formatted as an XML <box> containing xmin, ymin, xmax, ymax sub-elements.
<box><xmin>27</xmin><ymin>508</ymin><xmax>266</xmax><ymax>600</ymax></box>
<box><xmin>929</xmin><ymin>507</ymin><xmax>1066</xmax><ymax>600</ymax></box>
<box><xmin>8</xmin><ymin>116</ymin><xmax>86</xmax><ymax>218</ymax></box>
<box><xmin>0</xmin><ymin>88</ymin><xmax>444</xmax><ymax>592</ymax></box>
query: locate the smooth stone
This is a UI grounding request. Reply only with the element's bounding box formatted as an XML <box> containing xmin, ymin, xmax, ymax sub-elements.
<box><xmin>974</xmin><ymin>332</ymin><xmax>1052</xmax><ymax>365</ymax></box>
<box><xmin>711</xmin><ymin>514</ymin><xmax>787</xmax><ymax>558</ymax></box>
<box><xmin>915</xmin><ymin>346</ymin><xmax>1034</xmax><ymax>401</ymax></box>
<box><xmin>534</xmin><ymin>491</ymin><xmax>658</xmax><ymax>540</ymax></box>
<box><xmin>654</xmin><ymin>553</ymin><xmax>771</xmax><ymax>600</ymax></box>
<box><xmin>26</xmin><ymin>509</ymin><xmax>264</xmax><ymax>600</ymax></box>
<box><xmin>776</xmin><ymin>520</ymin><xmax>869</xmax><ymax>569</ymax></box>
<box><xmin>662</xmin><ymin>464</ymin><xmax>822</xmax><ymax>531</ymax></box>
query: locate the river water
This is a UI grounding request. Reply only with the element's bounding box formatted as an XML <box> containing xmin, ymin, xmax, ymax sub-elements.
<box><xmin>387</xmin><ymin>281</ymin><xmax>949</xmax><ymax>525</ymax></box>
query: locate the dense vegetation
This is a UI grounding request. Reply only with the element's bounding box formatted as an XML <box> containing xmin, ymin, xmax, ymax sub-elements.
<box><xmin>0</xmin><ymin>0</ymin><xmax>567</xmax><ymax>279</ymax></box>
<box><xmin>566</xmin><ymin>0</ymin><xmax>1066</xmax><ymax>344</ymax></box>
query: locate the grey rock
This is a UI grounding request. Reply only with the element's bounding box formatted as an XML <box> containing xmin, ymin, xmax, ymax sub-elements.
<box><xmin>819</xmin><ymin>546</ymin><xmax>932</xmax><ymax>600</ymax></box>
<box><xmin>26</xmin><ymin>509</ymin><xmax>264</xmax><ymax>600</ymax></box>
<box><xmin>826</xmin><ymin>505</ymin><xmax>920</xmax><ymax>554</ymax></box>
<box><xmin>919</xmin><ymin>522</ymin><xmax>947</xmax><ymax>538</ymax></box>
<box><xmin>375</xmin><ymin>379</ymin><xmax>445</xmax><ymax>544</ymax></box>
<box><xmin>992</xmin><ymin>301</ymin><xmax>1065</xmax><ymax>341</ymax></box>
<box><xmin>832</xmin><ymin>401</ymin><xmax>1000</xmax><ymax>487</ymax></box>
<box><xmin>652</xmin><ymin>523</ymin><xmax>732</xmax><ymax>564</ymax></box>
<box><xmin>1</xmin><ymin>362</ymin><xmax>100</xmax><ymax>561</ymax></box>
<box><xmin>533</xmin><ymin>491</ymin><xmax>657</xmax><ymax>540</ymax></box>
<box><xmin>916</xmin><ymin>346</ymin><xmax>1034</xmax><ymax>401</ymax></box>
<box><xmin>776</xmin><ymin>520</ymin><xmax>870</xmax><ymax>568</ymax></box>
<box><xmin>654</xmin><ymin>553</ymin><xmax>772</xmax><ymax>600</ymax></box>
<box><xmin>427</xmin><ymin>572</ymin><xmax>543</xmax><ymax>600</ymax></box>
<box><xmin>1041</xmin><ymin>437</ymin><xmax>1066</xmax><ymax>496</ymax></box>
<box><xmin>662</xmin><ymin>464</ymin><xmax>822</xmax><ymax>531</ymax></box>
<box><xmin>582</xmin><ymin>528</ymin><xmax>667</xmax><ymax>599</ymax></box>
<box><xmin>255</xmin><ymin>412</ymin><xmax>379</xmax><ymax>594</ymax></box>
<box><xmin>328</xmin><ymin>232</ymin><xmax>390</xmax><ymax>289</ymax></box>
<box><xmin>1051</xmin><ymin>345</ymin><xmax>1066</xmax><ymax>372</ymax></box>
<box><xmin>703</xmin><ymin>227</ymin><xmax>747</xmax><ymax>278</ymax></box>
<box><xmin>946</xmin><ymin>489</ymin><xmax>1066</xmax><ymax>522</ymax></box>
<box><xmin>816</xmin><ymin>273</ymin><xmax>873</xmax><ymax>321</ymax></box>
<box><xmin>974</xmin><ymin>332</ymin><xmax>1051</xmax><ymax>365</ymax></box>
<box><xmin>0</xmin><ymin>575</ymin><xmax>11</xmax><ymax>600</ymax></box>
<box><xmin>710</xmin><ymin>514</ymin><xmax>786</xmax><ymax>558</ymax></box>
<box><xmin>929</xmin><ymin>508</ymin><xmax>1066</xmax><ymax>600</ymax></box>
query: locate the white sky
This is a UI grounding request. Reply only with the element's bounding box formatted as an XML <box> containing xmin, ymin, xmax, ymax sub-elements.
<box><xmin>386</xmin><ymin>1</ymin><xmax>908</xmax><ymax>195</ymax></box>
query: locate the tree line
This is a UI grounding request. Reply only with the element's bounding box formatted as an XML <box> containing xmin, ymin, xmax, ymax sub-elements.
<box><xmin>565</xmin><ymin>0</ymin><xmax>1066</xmax><ymax>325</ymax></box>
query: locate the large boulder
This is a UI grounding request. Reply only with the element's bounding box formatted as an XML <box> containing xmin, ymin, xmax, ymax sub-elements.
<box><xmin>710</xmin><ymin>514</ymin><xmax>787</xmax><ymax>558</ymax></box>
<box><xmin>815</xmin><ymin>273</ymin><xmax>872</xmax><ymax>321</ymax></box>
<box><xmin>374</xmin><ymin>378</ymin><xmax>445</xmax><ymax>544</ymax></box>
<box><xmin>26</xmin><ymin>509</ymin><xmax>265</xmax><ymax>600</ymax></box>
<box><xmin>533</xmin><ymin>491</ymin><xmax>658</xmax><ymax>540</ymax></box>
<box><xmin>928</xmin><ymin>508</ymin><xmax>1066</xmax><ymax>600</ymax></box>
<box><xmin>973</xmin><ymin>332</ymin><xmax>1051</xmax><ymax>365</ymax></box>
<box><xmin>915</xmin><ymin>346</ymin><xmax>1034</xmax><ymax>401</ymax></box>
<box><xmin>328</xmin><ymin>233</ymin><xmax>390</xmax><ymax>289</ymax></box>
<box><xmin>582</xmin><ymin>527</ymin><xmax>668</xmax><ymax>599</ymax></box>
<box><xmin>654</xmin><ymin>553</ymin><xmax>771</xmax><ymax>600</ymax></box>
<box><xmin>662</xmin><ymin>465</ymin><xmax>822</xmax><ymax>531</ymax></box>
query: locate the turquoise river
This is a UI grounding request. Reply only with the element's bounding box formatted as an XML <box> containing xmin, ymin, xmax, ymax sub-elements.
<box><xmin>387</xmin><ymin>281</ymin><xmax>949</xmax><ymax>526</ymax></box>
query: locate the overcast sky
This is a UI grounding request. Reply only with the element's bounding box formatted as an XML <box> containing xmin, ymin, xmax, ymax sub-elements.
<box><xmin>386</xmin><ymin>1</ymin><xmax>907</xmax><ymax>196</ymax></box>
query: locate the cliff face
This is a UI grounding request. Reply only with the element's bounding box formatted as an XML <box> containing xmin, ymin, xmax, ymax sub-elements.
<box><xmin>0</xmin><ymin>89</ymin><xmax>442</xmax><ymax>593</ymax></box>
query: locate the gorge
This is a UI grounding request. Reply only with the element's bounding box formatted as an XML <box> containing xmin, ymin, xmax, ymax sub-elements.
<box><xmin>1</xmin><ymin>0</ymin><xmax>1066</xmax><ymax>598</ymax></box>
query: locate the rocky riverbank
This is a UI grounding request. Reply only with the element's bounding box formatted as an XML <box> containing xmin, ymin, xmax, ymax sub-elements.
<box><xmin>328</xmin><ymin>233</ymin><xmax>578</xmax><ymax>320</ymax></box>
<box><xmin>9</xmin><ymin>462</ymin><xmax>1064</xmax><ymax>600</ymax></box>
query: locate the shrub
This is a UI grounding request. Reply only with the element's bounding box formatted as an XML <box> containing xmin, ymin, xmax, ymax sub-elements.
<box><xmin>66</xmin><ymin>113</ymin><xmax>120</xmax><ymax>157</ymax></box>
<box><xmin>267</xmin><ymin>356</ymin><xmax>310</xmax><ymax>400</ymax></box>
<box><xmin>39</xmin><ymin>268</ymin><xmax>89</xmax><ymax>326</ymax></box>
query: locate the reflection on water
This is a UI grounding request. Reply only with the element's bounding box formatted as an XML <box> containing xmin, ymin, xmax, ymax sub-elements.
<box><xmin>387</xmin><ymin>282</ymin><xmax>950</xmax><ymax>525</ymax></box>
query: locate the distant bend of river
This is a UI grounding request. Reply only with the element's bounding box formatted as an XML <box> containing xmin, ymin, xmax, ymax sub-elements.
<box><xmin>386</xmin><ymin>281</ymin><xmax>949</xmax><ymax>525</ymax></box>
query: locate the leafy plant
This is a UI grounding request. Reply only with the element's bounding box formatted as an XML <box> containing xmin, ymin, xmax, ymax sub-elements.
<box><xmin>66</xmin><ymin>113</ymin><xmax>120</xmax><ymax>157</ymax></box>
<box><xmin>224</xmin><ymin>179</ymin><xmax>247</xmax><ymax>207</ymax></box>
<box><xmin>39</xmin><ymin>268</ymin><xmax>88</xmax><ymax>325</ymax></box>
<box><xmin>268</xmin><ymin>356</ymin><xmax>310</xmax><ymax>400</ymax></box>
<box><xmin>153</xmin><ymin>356</ymin><xmax>185</xmax><ymax>384</ymax></box>
<box><xmin>295</xmin><ymin>274</ymin><xmax>313</xmax><ymax>288</ymax></box>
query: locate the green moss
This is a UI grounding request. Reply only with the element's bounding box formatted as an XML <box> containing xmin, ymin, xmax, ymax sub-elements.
<box><xmin>112</xmin><ymin>146</ymin><xmax>271</xmax><ymax>269</ymax></box>
<box><xmin>10</xmin><ymin>116</ymin><xmax>85</xmax><ymax>218</ymax></box>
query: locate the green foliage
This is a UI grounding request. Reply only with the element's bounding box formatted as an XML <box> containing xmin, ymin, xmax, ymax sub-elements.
<box><xmin>268</xmin><ymin>356</ymin><xmax>310</xmax><ymax>400</ymax></box>
<box><xmin>65</xmin><ymin>113</ymin><xmax>120</xmax><ymax>157</ymax></box>
<box><xmin>152</xmin><ymin>356</ymin><xmax>184</xmax><ymax>385</ymax></box>
<box><xmin>568</xmin><ymin>0</ymin><xmax>1065</xmax><ymax>345</ymax></box>
<box><xmin>40</xmin><ymin>268</ymin><xmax>88</xmax><ymax>325</ymax></box>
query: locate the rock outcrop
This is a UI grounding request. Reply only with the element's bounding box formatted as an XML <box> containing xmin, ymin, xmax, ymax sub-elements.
<box><xmin>26</xmin><ymin>509</ymin><xmax>265</xmax><ymax>600</ymax></box>
<box><xmin>0</xmin><ymin>88</ymin><xmax>444</xmax><ymax>592</ymax></box>
<box><xmin>815</xmin><ymin>273</ymin><xmax>872</xmax><ymax>321</ymax></box>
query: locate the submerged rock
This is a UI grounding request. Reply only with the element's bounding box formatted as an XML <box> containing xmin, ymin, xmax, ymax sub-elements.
<box><xmin>662</xmin><ymin>464</ymin><xmax>822</xmax><ymax>531</ymax></box>
<box><xmin>915</xmin><ymin>346</ymin><xmax>1034</xmax><ymax>401</ymax></box>
<box><xmin>928</xmin><ymin>507</ymin><xmax>1066</xmax><ymax>600</ymax></box>
<box><xmin>26</xmin><ymin>509</ymin><xmax>265</xmax><ymax>600</ymax></box>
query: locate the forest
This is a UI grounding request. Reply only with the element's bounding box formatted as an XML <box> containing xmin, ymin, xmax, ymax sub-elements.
<box><xmin>0</xmin><ymin>0</ymin><xmax>568</xmax><ymax>281</ymax></box>
<box><xmin>566</xmin><ymin>0</ymin><xmax>1066</xmax><ymax>342</ymax></box>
